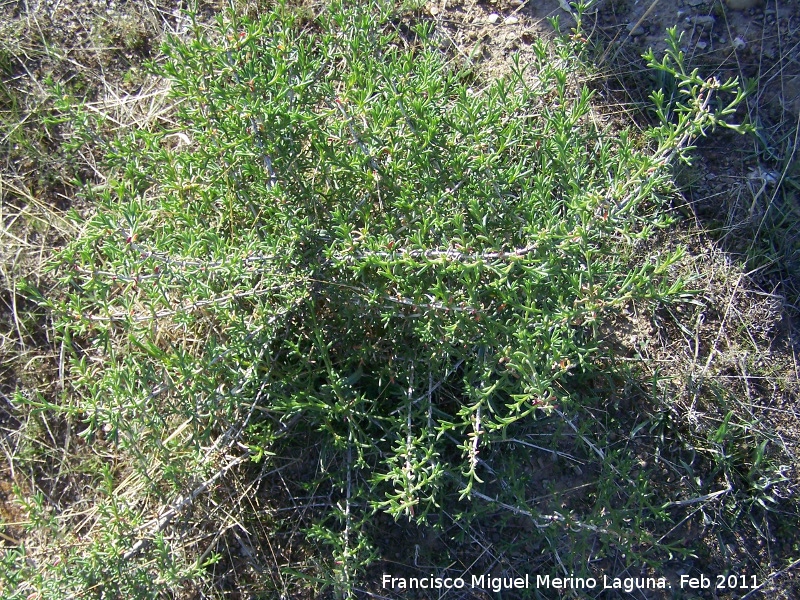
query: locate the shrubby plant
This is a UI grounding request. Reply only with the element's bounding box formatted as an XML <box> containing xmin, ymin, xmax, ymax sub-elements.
<box><xmin>36</xmin><ymin>0</ymin><xmax>750</xmax><ymax>595</ymax></box>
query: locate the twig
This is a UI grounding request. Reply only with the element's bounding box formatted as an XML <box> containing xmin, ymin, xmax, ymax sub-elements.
<box><xmin>495</xmin><ymin>438</ymin><xmax>583</xmax><ymax>464</ymax></box>
<box><xmin>465</xmin><ymin>486</ymin><xmax>621</xmax><ymax>537</ymax></box>
<box><xmin>122</xmin><ymin>453</ymin><xmax>247</xmax><ymax>561</ymax></box>
<box><xmin>660</xmin><ymin>484</ymin><xmax>732</xmax><ymax>508</ymax></box>
<box><xmin>338</xmin><ymin>243</ymin><xmax>539</xmax><ymax>264</ymax></box>
<box><xmin>740</xmin><ymin>557</ymin><xmax>800</xmax><ymax>600</ymax></box>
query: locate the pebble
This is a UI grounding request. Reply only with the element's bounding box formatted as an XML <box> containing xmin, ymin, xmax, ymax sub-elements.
<box><xmin>688</xmin><ymin>15</ymin><xmax>715</xmax><ymax>28</ymax></box>
<box><xmin>696</xmin><ymin>40</ymin><xmax>707</xmax><ymax>50</ymax></box>
<box><xmin>725</xmin><ymin>0</ymin><xmax>762</xmax><ymax>9</ymax></box>
<box><xmin>487</xmin><ymin>13</ymin><xmax>500</xmax><ymax>24</ymax></box>
<box><xmin>504</xmin><ymin>15</ymin><xmax>519</xmax><ymax>25</ymax></box>
<box><xmin>627</xmin><ymin>23</ymin><xmax>645</xmax><ymax>36</ymax></box>
<box><xmin>732</xmin><ymin>36</ymin><xmax>747</xmax><ymax>50</ymax></box>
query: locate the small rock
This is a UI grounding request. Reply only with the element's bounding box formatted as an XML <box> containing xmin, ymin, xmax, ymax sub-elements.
<box><xmin>627</xmin><ymin>23</ymin><xmax>645</xmax><ymax>36</ymax></box>
<box><xmin>696</xmin><ymin>40</ymin><xmax>707</xmax><ymax>50</ymax></box>
<box><xmin>732</xmin><ymin>36</ymin><xmax>747</xmax><ymax>50</ymax></box>
<box><xmin>510</xmin><ymin>0</ymin><xmax>524</xmax><ymax>6</ymax></box>
<box><xmin>688</xmin><ymin>15</ymin><xmax>715</xmax><ymax>27</ymax></box>
<box><xmin>725</xmin><ymin>0</ymin><xmax>763</xmax><ymax>9</ymax></box>
<box><xmin>504</xmin><ymin>15</ymin><xmax>519</xmax><ymax>25</ymax></box>
<box><xmin>784</xmin><ymin>75</ymin><xmax>800</xmax><ymax>117</ymax></box>
<box><xmin>487</xmin><ymin>12</ymin><xmax>500</xmax><ymax>24</ymax></box>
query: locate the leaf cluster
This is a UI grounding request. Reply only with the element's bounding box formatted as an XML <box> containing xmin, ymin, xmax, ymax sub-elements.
<box><xmin>45</xmin><ymin>0</ymin><xmax>751</xmax><ymax>593</ymax></box>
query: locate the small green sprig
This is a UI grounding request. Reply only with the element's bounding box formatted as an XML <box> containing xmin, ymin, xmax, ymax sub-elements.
<box><xmin>645</xmin><ymin>27</ymin><xmax>753</xmax><ymax>165</ymax></box>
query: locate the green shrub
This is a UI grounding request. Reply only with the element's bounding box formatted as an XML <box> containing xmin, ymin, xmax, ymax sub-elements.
<box><xmin>42</xmin><ymin>1</ymin><xmax>749</xmax><ymax>595</ymax></box>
